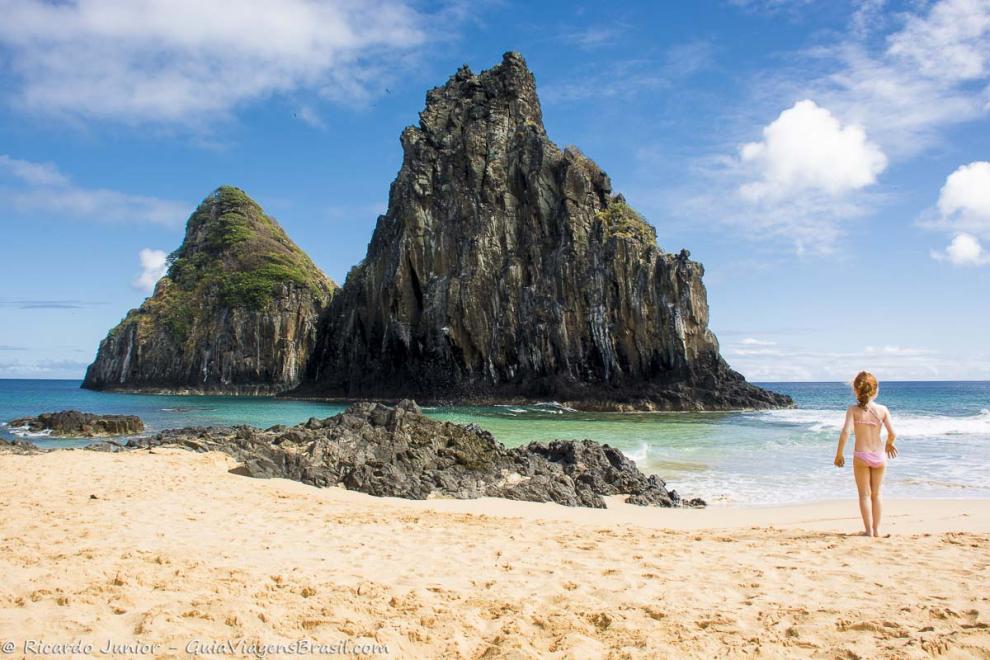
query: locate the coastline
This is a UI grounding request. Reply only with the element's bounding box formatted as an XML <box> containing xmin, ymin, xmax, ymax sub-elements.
<box><xmin>2</xmin><ymin>448</ymin><xmax>987</xmax><ymax>657</ymax></box>
<box><xmin>73</xmin><ymin>385</ymin><xmax>796</xmax><ymax>413</ymax></box>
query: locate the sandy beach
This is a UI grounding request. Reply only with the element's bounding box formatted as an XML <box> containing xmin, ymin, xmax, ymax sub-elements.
<box><xmin>1</xmin><ymin>448</ymin><xmax>988</xmax><ymax>658</ymax></box>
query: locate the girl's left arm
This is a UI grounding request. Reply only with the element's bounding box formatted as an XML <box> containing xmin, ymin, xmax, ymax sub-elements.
<box><xmin>883</xmin><ymin>407</ymin><xmax>898</xmax><ymax>458</ymax></box>
<box><xmin>835</xmin><ymin>408</ymin><xmax>853</xmax><ymax>467</ymax></box>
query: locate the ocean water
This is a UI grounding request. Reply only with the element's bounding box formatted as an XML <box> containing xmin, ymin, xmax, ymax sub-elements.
<box><xmin>1</xmin><ymin>379</ymin><xmax>987</xmax><ymax>506</ymax></box>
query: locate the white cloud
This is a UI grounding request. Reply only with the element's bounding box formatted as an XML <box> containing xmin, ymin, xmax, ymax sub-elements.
<box><xmin>730</xmin><ymin>348</ymin><xmax>784</xmax><ymax>357</ymax></box>
<box><xmin>815</xmin><ymin>0</ymin><xmax>990</xmax><ymax>157</ymax></box>
<box><xmin>739</xmin><ymin>99</ymin><xmax>887</xmax><ymax>201</ymax></box>
<box><xmin>739</xmin><ymin>337</ymin><xmax>777</xmax><ymax>346</ymax></box>
<box><xmin>296</xmin><ymin>105</ymin><xmax>327</xmax><ymax>130</ymax></box>
<box><xmin>0</xmin><ymin>153</ymin><xmax>186</xmax><ymax>226</ymax></box>
<box><xmin>0</xmin><ymin>154</ymin><xmax>68</xmax><ymax>186</ymax></box>
<box><xmin>0</xmin><ymin>0</ymin><xmax>431</xmax><ymax>126</ymax></box>
<box><xmin>923</xmin><ymin>161</ymin><xmax>990</xmax><ymax>265</ymax></box>
<box><xmin>724</xmin><ymin>343</ymin><xmax>984</xmax><ymax>382</ymax></box>
<box><xmin>558</xmin><ymin>26</ymin><xmax>624</xmax><ymax>49</ymax></box>
<box><xmin>863</xmin><ymin>345</ymin><xmax>933</xmax><ymax>357</ymax></box>
<box><xmin>677</xmin><ymin>0</ymin><xmax>990</xmax><ymax>256</ymax></box>
<box><xmin>0</xmin><ymin>358</ymin><xmax>92</xmax><ymax>379</ymax></box>
<box><xmin>930</xmin><ymin>233</ymin><xmax>990</xmax><ymax>266</ymax></box>
<box><xmin>886</xmin><ymin>0</ymin><xmax>990</xmax><ymax>82</ymax></box>
<box><xmin>133</xmin><ymin>248</ymin><xmax>169</xmax><ymax>292</ymax></box>
<box><xmin>936</xmin><ymin>161</ymin><xmax>990</xmax><ymax>234</ymax></box>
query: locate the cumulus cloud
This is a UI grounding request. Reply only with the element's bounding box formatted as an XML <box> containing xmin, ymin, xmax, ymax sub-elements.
<box><xmin>0</xmin><ymin>154</ymin><xmax>186</xmax><ymax>226</ymax></box>
<box><xmin>0</xmin><ymin>0</ymin><xmax>432</xmax><ymax>126</ymax></box>
<box><xmin>678</xmin><ymin>0</ymin><xmax>990</xmax><ymax>255</ymax></box>
<box><xmin>930</xmin><ymin>233</ymin><xmax>990</xmax><ymax>266</ymax></box>
<box><xmin>924</xmin><ymin>161</ymin><xmax>990</xmax><ymax>266</ymax></box>
<box><xmin>133</xmin><ymin>248</ymin><xmax>169</xmax><ymax>292</ymax></box>
<box><xmin>739</xmin><ymin>100</ymin><xmax>887</xmax><ymax>201</ymax></box>
<box><xmin>935</xmin><ymin>161</ymin><xmax>990</xmax><ymax>234</ymax></box>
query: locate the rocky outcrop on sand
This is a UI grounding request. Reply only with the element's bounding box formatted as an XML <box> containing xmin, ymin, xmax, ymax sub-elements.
<box><xmin>130</xmin><ymin>400</ymin><xmax>701</xmax><ymax>508</ymax></box>
<box><xmin>0</xmin><ymin>437</ymin><xmax>41</xmax><ymax>454</ymax></box>
<box><xmin>7</xmin><ymin>410</ymin><xmax>144</xmax><ymax>437</ymax></box>
<box><xmin>302</xmin><ymin>52</ymin><xmax>791</xmax><ymax>411</ymax></box>
<box><xmin>82</xmin><ymin>186</ymin><xmax>335</xmax><ymax>394</ymax></box>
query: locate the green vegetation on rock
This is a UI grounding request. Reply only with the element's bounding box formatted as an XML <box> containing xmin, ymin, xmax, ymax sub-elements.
<box><xmin>84</xmin><ymin>186</ymin><xmax>336</xmax><ymax>393</ymax></box>
<box><xmin>164</xmin><ymin>186</ymin><xmax>334</xmax><ymax>311</ymax></box>
<box><xmin>99</xmin><ymin>186</ymin><xmax>337</xmax><ymax>348</ymax></box>
<box><xmin>596</xmin><ymin>199</ymin><xmax>657</xmax><ymax>244</ymax></box>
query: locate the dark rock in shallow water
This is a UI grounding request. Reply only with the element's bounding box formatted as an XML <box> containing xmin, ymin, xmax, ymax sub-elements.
<box><xmin>8</xmin><ymin>410</ymin><xmax>144</xmax><ymax>437</ymax></box>
<box><xmin>133</xmin><ymin>400</ymin><xmax>699</xmax><ymax>509</ymax></box>
<box><xmin>302</xmin><ymin>52</ymin><xmax>792</xmax><ymax>411</ymax></box>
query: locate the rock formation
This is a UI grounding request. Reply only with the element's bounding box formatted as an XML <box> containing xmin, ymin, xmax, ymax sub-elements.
<box><xmin>0</xmin><ymin>437</ymin><xmax>41</xmax><ymax>454</ymax></box>
<box><xmin>83</xmin><ymin>187</ymin><xmax>335</xmax><ymax>394</ymax></box>
<box><xmin>7</xmin><ymin>410</ymin><xmax>144</xmax><ymax>437</ymax></box>
<box><xmin>128</xmin><ymin>400</ymin><xmax>699</xmax><ymax>508</ymax></box>
<box><xmin>302</xmin><ymin>53</ymin><xmax>791</xmax><ymax>410</ymax></box>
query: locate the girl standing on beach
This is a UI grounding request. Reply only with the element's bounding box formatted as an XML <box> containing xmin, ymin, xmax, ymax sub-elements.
<box><xmin>833</xmin><ymin>371</ymin><xmax>898</xmax><ymax>537</ymax></box>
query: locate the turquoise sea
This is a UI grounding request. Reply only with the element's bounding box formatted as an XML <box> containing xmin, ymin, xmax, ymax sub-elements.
<box><xmin>1</xmin><ymin>379</ymin><xmax>987</xmax><ymax>506</ymax></box>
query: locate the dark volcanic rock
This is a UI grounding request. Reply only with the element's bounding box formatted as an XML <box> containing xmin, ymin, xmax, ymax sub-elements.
<box><xmin>82</xmin><ymin>186</ymin><xmax>336</xmax><ymax>395</ymax></box>
<box><xmin>0</xmin><ymin>436</ymin><xmax>41</xmax><ymax>454</ymax></box>
<box><xmin>7</xmin><ymin>410</ymin><xmax>144</xmax><ymax>437</ymax></box>
<box><xmin>133</xmin><ymin>400</ymin><xmax>693</xmax><ymax>508</ymax></box>
<box><xmin>303</xmin><ymin>52</ymin><xmax>791</xmax><ymax>411</ymax></box>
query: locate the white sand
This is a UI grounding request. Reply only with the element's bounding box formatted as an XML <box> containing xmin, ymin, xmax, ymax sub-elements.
<box><xmin>1</xmin><ymin>448</ymin><xmax>988</xmax><ymax>658</ymax></box>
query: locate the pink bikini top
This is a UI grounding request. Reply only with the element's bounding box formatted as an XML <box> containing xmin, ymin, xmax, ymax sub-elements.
<box><xmin>853</xmin><ymin>406</ymin><xmax>883</xmax><ymax>426</ymax></box>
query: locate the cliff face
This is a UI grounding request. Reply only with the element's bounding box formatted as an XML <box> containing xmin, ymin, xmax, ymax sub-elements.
<box><xmin>304</xmin><ymin>53</ymin><xmax>791</xmax><ymax>410</ymax></box>
<box><xmin>83</xmin><ymin>187</ymin><xmax>335</xmax><ymax>394</ymax></box>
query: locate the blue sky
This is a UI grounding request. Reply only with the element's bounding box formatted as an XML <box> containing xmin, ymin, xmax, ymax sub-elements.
<box><xmin>1</xmin><ymin>0</ymin><xmax>988</xmax><ymax>382</ymax></box>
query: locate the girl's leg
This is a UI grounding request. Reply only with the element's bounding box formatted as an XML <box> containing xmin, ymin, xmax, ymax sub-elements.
<box><xmin>853</xmin><ymin>459</ymin><xmax>873</xmax><ymax>535</ymax></box>
<box><xmin>870</xmin><ymin>465</ymin><xmax>886</xmax><ymax>536</ymax></box>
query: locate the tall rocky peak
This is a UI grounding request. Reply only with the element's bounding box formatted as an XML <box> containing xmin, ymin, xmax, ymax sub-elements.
<box><xmin>304</xmin><ymin>53</ymin><xmax>791</xmax><ymax>410</ymax></box>
<box><xmin>83</xmin><ymin>186</ymin><xmax>336</xmax><ymax>394</ymax></box>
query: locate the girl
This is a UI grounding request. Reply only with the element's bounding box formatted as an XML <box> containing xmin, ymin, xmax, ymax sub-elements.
<box><xmin>834</xmin><ymin>371</ymin><xmax>898</xmax><ymax>537</ymax></box>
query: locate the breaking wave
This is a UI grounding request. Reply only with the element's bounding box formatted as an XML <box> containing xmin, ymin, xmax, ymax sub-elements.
<box><xmin>753</xmin><ymin>408</ymin><xmax>990</xmax><ymax>437</ymax></box>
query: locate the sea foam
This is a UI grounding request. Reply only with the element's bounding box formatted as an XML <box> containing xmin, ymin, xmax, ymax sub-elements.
<box><xmin>754</xmin><ymin>408</ymin><xmax>990</xmax><ymax>438</ymax></box>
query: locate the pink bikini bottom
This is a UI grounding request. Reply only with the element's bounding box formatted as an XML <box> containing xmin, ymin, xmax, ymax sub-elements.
<box><xmin>854</xmin><ymin>451</ymin><xmax>886</xmax><ymax>468</ymax></box>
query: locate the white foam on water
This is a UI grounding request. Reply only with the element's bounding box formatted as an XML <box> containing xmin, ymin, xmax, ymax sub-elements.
<box><xmin>534</xmin><ymin>401</ymin><xmax>577</xmax><ymax>413</ymax></box>
<box><xmin>8</xmin><ymin>426</ymin><xmax>52</xmax><ymax>438</ymax></box>
<box><xmin>622</xmin><ymin>442</ymin><xmax>650</xmax><ymax>463</ymax></box>
<box><xmin>753</xmin><ymin>408</ymin><xmax>990</xmax><ymax>437</ymax></box>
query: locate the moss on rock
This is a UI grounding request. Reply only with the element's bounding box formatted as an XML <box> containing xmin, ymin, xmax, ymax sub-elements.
<box><xmin>164</xmin><ymin>186</ymin><xmax>333</xmax><ymax>310</ymax></box>
<box><xmin>596</xmin><ymin>197</ymin><xmax>657</xmax><ymax>244</ymax></box>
